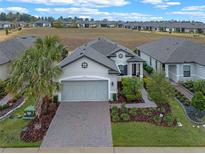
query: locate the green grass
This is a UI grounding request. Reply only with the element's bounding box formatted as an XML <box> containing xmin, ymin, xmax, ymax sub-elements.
<box><xmin>112</xmin><ymin>100</ymin><xmax>205</xmax><ymax>147</ymax></box>
<box><xmin>0</xmin><ymin>100</ymin><xmax>41</xmax><ymax>148</ymax></box>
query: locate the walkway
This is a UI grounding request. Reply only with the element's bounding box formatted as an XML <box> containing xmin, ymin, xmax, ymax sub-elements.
<box><xmin>173</xmin><ymin>83</ymin><xmax>193</xmax><ymax>100</ymax></box>
<box><xmin>41</xmin><ymin>102</ymin><xmax>112</xmax><ymax>148</ymax></box>
<box><xmin>2</xmin><ymin>147</ymin><xmax>205</xmax><ymax>153</ymax></box>
<box><xmin>110</xmin><ymin>89</ymin><xmax>157</xmax><ymax>108</ymax></box>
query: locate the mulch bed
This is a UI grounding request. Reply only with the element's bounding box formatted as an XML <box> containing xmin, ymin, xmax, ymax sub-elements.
<box><xmin>111</xmin><ymin>103</ymin><xmax>177</xmax><ymax>127</ymax></box>
<box><xmin>20</xmin><ymin>102</ymin><xmax>59</xmax><ymax>142</ymax></box>
<box><xmin>0</xmin><ymin>97</ymin><xmax>24</xmax><ymax>118</ymax></box>
<box><xmin>110</xmin><ymin>94</ymin><xmax>145</xmax><ymax>104</ymax></box>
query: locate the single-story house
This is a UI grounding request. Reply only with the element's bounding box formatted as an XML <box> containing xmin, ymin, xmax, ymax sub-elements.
<box><xmin>0</xmin><ymin>21</ymin><xmax>13</xmax><ymax>29</ymax></box>
<box><xmin>33</xmin><ymin>20</ymin><xmax>51</xmax><ymax>27</ymax></box>
<box><xmin>58</xmin><ymin>37</ymin><xmax>144</xmax><ymax>102</ymax></box>
<box><xmin>137</xmin><ymin>37</ymin><xmax>205</xmax><ymax>82</ymax></box>
<box><xmin>0</xmin><ymin>36</ymin><xmax>35</xmax><ymax>80</ymax></box>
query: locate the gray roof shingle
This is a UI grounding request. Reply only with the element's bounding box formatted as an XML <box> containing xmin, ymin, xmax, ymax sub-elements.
<box><xmin>0</xmin><ymin>36</ymin><xmax>35</xmax><ymax>65</ymax></box>
<box><xmin>60</xmin><ymin>37</ymin><xmax>144</xmax><ymax>73</ymax></box>
<box><xmin>138</xmin><ymin>37</ymin><xmax>205</xmax><ymax>66</ymax></box>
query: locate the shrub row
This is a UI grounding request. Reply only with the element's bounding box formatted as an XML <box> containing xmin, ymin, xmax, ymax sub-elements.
<box><xmin>111</xmin><ymin>104</ymin><xmax>177</xmax><ymax>127</ymax></box>
<box><xmin>175</xmin><ymin>90</ymin><xmax>191</xmax><ymax>106</ymax></box>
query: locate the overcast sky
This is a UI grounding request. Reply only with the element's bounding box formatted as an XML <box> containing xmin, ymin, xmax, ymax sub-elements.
<box><xmin>0</xmin><ymin>0</ymin><xmax>205</xmax><ymax>22</ymax></box>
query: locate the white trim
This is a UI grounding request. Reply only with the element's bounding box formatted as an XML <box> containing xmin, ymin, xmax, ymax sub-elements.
<box><xmin>59</xmin><ymin>75</ymin><xmax>111</xmax><ymax>101</ymax></box>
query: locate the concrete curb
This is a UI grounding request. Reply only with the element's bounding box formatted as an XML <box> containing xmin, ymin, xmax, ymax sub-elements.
<box><xmin>2</xmin><ymin>147</ymin><xmax>205</xmax><ymax>153</ymax></box>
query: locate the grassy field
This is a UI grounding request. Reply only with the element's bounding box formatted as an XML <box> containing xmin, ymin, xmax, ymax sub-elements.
<box><xmin>112</xmin><ymin>100</ymin><xmax>205</xmax><ymax>147</ymax></box>
<box><xmin>1</xmin><ymin>28</ymin><xmax>204</xmax><ymax>51</ymax></box>
<box><xmin>0</xmin><ymin>100</ymin><xmax>41</xmax><ymax>148</ymax></box>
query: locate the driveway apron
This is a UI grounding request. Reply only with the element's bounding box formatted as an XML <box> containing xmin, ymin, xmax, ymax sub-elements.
<box><xmin>41</xmin><ymin>102</ymin><xmax>113</xmax><ymax>147</ymax></box>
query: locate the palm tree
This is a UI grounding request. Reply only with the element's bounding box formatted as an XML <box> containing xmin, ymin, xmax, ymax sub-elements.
<box><xmin>6</xmin><ymin>36</ymin><xmax>64</xmax><ymax>117</ymax></box>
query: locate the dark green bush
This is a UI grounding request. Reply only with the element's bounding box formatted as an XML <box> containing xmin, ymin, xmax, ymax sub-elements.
<box><xmin>143</xmin><ymin>63</ymin><xmax>153</xmax><ymax>74</ymax></box>
<box><xmin>112</xmin><ymin>93</ymin><xmax>117</xmax><ymax>101</ymax></box>
<box><xmin>111</xmin><ymin>106</ymin><xmax>118</xmax><ymax>114</ymax></box>
<box><xmin>53</xmin><ymin>95</ymin><xmax>58</xmax><ymax>103</ymax></box>
<box><xmin>0</xmin><ymin>80</ymin><xmax>6</xmax><ymax>99</ymax></box>
<box><xmin>122</xmin><ymin>77</ymin><xmax>142</xmax><ymax>101</ymax></box>
<box><xmin>193</xmin><ymin>80</ymin><xmax>205</xmax><ymax>95</ymax></box>
<box><xmin>129</xmin><ymin>107</ymin><xmax>137</xmax><ymax>116</ymax></box>
<box><xmin>164</xmin><ymin>114</ymin><xmax>174</xmax><ymax>126</ymax></box>
<box><xmin>112</xmin><ymin>114</ymin><xmax>120</xmax><ymax>122</ymax></box>
<box><xmin>192</xmin><ymin>92</ymin><xmax>205</xmax><ymax>111</ymax></box>
<box><xmin>120</xmin><ymin>113</ymin><xmax>130</xmax><ymax>121</ymax></box>
<box><xmin>153</xmin><ymin>115</ymin><xmax>161</xmax><ymax>123</ymax></box>
<box><xmin>0</xmin><ymin>104</ymin><xmax>9</xmax><ymax>110</ymax></box>
<box><xmin>184</xmin><ymin>100</ymin><xmax>191</xmax><ymax>106</ymax></box>
<box><xmin>121</xmin><ymin>104</ymin><xmax>128</xmax><ymax>113</ymax></box>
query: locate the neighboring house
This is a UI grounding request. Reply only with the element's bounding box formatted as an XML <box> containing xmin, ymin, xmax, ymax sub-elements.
<box><xmin>0</xmin><ymin>36</ymin><xmax>35</xmax><ymax>80</ymax></box>
<box><xmin>58</xmin><ymin>37</ymin><xmax>144</xmax><ymax>102</ymax></box>
<box><xmin>138</xmin><ymin>37</ymin><xmax>205</xmax><ymax>82</ymax></box>
<box><xmin>125</xmin><ymin>21</ymin><xmax>205</xmax><ymax>33</ymax></box>
<box><xmin>0</xmin><ymin>21</ymin><xmax>13</xmax><ymax>29</ymax></box>
<box><xmin>33</xmin><ymin>20</ymin><xmax>51</xmax><ymax>27</ymax></box>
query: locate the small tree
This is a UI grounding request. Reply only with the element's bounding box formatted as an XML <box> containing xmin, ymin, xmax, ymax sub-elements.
<box><xmin>122</xmin><ymin>77</ymin><xmax>142</xmax><ymax>101</ymax></box>
<box><xmin>192</xmin><ymin>92</ymin><xmax>205</xmax><ymax>112</ymax></box>
<box><xmin>193</xmin><ymin>80</ymin><xmax>205</xmax><ymax>95</ymax></box>
<box><xmin>147</xmin><ymin>72</ymin><xmax>174</xmax><ymax>103</ymax></box>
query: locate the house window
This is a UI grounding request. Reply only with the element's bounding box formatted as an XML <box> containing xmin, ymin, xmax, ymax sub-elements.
<box><xmin>132</xmin><ymin>64</ymin><xmax>137</xmax><ymax>76</ymax></box>
<box><xmin>183</xmin><ymin>65</ymin><xmax>191</xmax><ymax>77</ymax></box>
<box><xmin>118</xmin><ymin>65</ymin><xmax>127</xmax><ymax>76</ymax></box>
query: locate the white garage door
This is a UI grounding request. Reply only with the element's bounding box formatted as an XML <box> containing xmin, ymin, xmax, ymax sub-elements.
<box><xmin>61</xmin><ymin>80</ymin><xmax>108</xmax><ymax>101</ymax></box>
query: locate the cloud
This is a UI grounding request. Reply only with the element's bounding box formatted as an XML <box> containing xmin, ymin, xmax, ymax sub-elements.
<box><xmin>35</xmin><ymin>7</ymin><xmax>163</xmax><ymax>21</ymax></box>
<box><xmin>169</xmin><ymin>11</ymin><xmax>205</xmax><ymax>18</ymax></box>
<box><xmin>141</xmin><ymin>0</ymin><xmax>181</xmax><ymax>9</ymax></box>
<box><xmin>7</xmin><ymin>0</ymin><xmax>129</xmax><ymax>8</ymax></box>
<box><xmin>182</xmin><ymin>6</ymin><xmax>205</xmax><ymax>11</ymax></box>
<box><xmin>0</xmin><ymin>7</ymin><xmax>28</xmax><ymax>13</ymax></box>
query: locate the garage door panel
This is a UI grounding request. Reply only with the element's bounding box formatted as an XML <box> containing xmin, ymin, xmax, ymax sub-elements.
<box><xmin>61</xmin><ymin>80</ymin><xmax>108</xmax><ymax>101</ymax></box>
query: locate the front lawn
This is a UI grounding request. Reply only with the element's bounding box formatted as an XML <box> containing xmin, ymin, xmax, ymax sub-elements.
<box><xmin>0</xmin><ymin>100</ymin><xmax>41</xmax><ymax>148</ymax></box>
<box><xmin>112</xmin><ymin>100</ymin><xmax>205</xmax><ymax>147</ymax></box>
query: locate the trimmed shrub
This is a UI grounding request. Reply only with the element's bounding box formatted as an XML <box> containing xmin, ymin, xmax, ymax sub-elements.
<box><xmin>111</xmin><ymin>106</ymin><xmax>118</xmax><ymax>114</ymax></box>
<box><xmin>153</xmin><ymin>115</ymin><xmax>161</xmax><ymax>124</ymax></box>
<box><xmin>121</xmin><ymin>104</ymin><xmax>128</xmax><ymax>113</ymax></box>
<box><xmin>184</xmin><ymin>100</ymin><xmax>191</xmax><ymax>106</ymax></box>
<box><xmin>192</xmin><ymin>92</ymin><xmax>205</xmax><ymax>112</ymax></box>
<box><xmin>164</xmin><ymin>114</ymin><xmax>174</xmax><ymax>126</ymax></box>
<box><xmin>122</xmin><ymin>77</ymin><xmax>142</xmax><ymax>101</ymax></box>
<box><xmin>129</xmin><ymin>108</ymin><xmax>137</xmax><ymax>116</ymax></box>
<box><xmin>112</xmin><ymin>93</ymin><xmax>117</xmax><ymax>101</ymax></box>
<box><xmin>120</xmin><ymin>113</ymin><xmax>130</xmax><ymax>121</ymax></box>
<box><xmin>111</xmin><ymin>110</ymin><xmax>120</xmax><ymax>122</ymax></box>
<box><xmin>0</xmin><ymin>80</ymin><xmax>6</xmax><ymax>99</ymax></box>
<box><xmin>0</xmin><ymin>104</ymin><xmax>9</xmax><ymax>110</ymax></box>
<box><xmin>143</xmin><ymin>63</ymin><xmax>153</xmax><ymax>74</ymax></box>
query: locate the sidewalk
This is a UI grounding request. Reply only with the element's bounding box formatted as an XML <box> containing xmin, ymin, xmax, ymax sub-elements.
<box><xmin>1</xmin><ymin>147</ymin><xmax>205</xmax><ymax>153</ymax></box>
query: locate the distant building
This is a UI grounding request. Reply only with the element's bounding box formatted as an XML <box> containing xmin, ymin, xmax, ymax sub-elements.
<box><xmin>33</xmin><ymin>20</ymin><xmax>51</xmax><ymax>27</ymax></box>
<box><xmin>0</xmin><ymin>21</ymin><xmax>13</xmax><ymax>29</ymax></box>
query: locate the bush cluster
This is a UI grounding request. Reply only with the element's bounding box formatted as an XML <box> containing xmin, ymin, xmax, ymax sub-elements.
<box><xmin>122</xmin><ymin>77</ymin><xmax>142</xmax><ymax>101</ymax></box>
<box><xmin>175</xmin><ymin>90</ymin><xmax>191</xmax><ymax>106</ymax></box>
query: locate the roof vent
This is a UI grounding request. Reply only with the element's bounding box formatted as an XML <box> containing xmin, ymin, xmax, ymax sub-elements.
<box><xmin>166</xmin><ymin>48</ymin><xmax>169</xmax><ymax>50</ymax></box>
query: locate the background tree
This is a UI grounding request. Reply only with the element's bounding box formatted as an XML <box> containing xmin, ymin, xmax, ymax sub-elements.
<box><xmin>147</xmin><ymin>72</ymin><xmax>174</xmax><ymax>103</ymax></box>
<box><xmin>6</xmin><ymin>36</ymin><xmax>64</xmax><ymax>117</ymax></box>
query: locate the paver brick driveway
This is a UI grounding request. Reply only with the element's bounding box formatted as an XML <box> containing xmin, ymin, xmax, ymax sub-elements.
<box><xmin>41</xmin><ymin>102</ymin><xmax>113</xmax><ymax>147</ymax></box>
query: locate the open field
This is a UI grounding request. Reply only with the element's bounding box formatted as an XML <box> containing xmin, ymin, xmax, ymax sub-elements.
<box><xmin>1</xmin><ymin>28</ymin><xmax>204</xmax><ymax>51</ymax></box>
<box><xmin>0</xmin><ymin>30</ymin><xmax>21</xmax><ymax>42</ymax></box>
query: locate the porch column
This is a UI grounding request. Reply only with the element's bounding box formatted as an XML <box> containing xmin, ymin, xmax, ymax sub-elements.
<box><xmin>140</xmin><ymin>63</ymin><xmax>143</xmax><ymax>78</ymax></box>
<box><xmin>165</xmin><ymin>64</ymin><xmax>169</xmax><ymax>78</ymax></box>
<box><xmin>176</xmin><ymin>64</ymin><xmax>180</xmax><ymax>82</ymax></box>
<box><xmin>128</xmin><ymin>63</ymin><xmax>132</xmax><ymax>76</ymax></box>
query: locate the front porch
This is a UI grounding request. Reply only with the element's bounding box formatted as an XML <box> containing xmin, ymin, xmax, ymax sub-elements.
<box><xmin>117</xmin><ymin>62</ymin><xmax>143</xmax><ymax>81</ymax></box>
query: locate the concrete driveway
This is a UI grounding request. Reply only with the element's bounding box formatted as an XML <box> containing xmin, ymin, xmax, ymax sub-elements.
<box><xmin>41</xmin><ymin>102</ymin><xmax>113</xmax><ymax>148</ymax></box>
